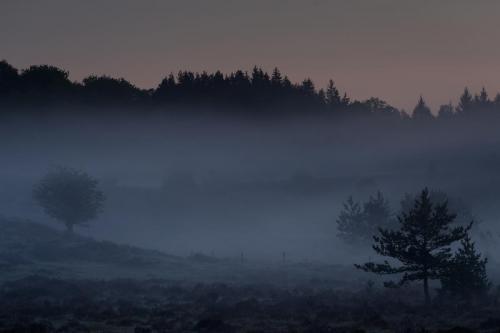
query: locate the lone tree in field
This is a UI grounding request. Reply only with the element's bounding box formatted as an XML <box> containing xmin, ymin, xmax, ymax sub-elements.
<box><xmin>439</xmin><ymin>235</ymin><xmax>490</xmax><ymax>301</ymax></box>
<box><xmin>356</xmin><ymin>188</ymin><xmax>471</xmax><ymax>304</ymax></box>
<box><xmin>33</xmin><ymin>167</ymin><xmax>105</xmax><ymax>233</ymax></box>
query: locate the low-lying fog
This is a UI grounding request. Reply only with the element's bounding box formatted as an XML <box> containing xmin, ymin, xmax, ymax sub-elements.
<box><xmin>1</xmin><ymin>111</ymin><xmax>500</xmax><ymax>264</ymax></box>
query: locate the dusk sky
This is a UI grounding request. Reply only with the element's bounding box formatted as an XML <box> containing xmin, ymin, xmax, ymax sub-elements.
<box><xmin>3</xmin><ymin>0</ymin><xmax>500</xmax><ymax>111</ymax></box>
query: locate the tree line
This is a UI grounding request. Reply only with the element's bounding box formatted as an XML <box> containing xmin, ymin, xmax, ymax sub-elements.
<box><xmin>2</xmin><ymin>60</ymin><xmax>500</xmax><ymax>120</ymax></box>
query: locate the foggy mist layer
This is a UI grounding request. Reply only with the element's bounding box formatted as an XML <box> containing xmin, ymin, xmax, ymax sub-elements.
<box><xmin>1</xmin><ymin>110</ymin><xmax>499</xmax><ymax>263</ymax></box>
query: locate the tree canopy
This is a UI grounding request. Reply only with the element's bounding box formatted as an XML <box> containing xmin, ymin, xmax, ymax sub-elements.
<box><xmin>356</xmin><ymin>188</ymin><xmax>472</xmax><ymax>304</ymax></box>
<box><xmin>33</xmin><ymin>167</ymin><xmax>105</xmax><ymax>233</ymax></box>
<box><xmin>439</xmin><ymin>235</ymin><xmax>490</xmax><ymax>301</ymax></box>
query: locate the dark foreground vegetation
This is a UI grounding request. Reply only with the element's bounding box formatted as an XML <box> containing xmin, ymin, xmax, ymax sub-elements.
<box><xmin>1</xmin><ymin>216</ymin><xmax>500</xmax><ymax>333</ymax></box>
<box><xmin>3</xmin><ymin>276</ymin><xmax>500</xmax><ymax>333</ymax></box>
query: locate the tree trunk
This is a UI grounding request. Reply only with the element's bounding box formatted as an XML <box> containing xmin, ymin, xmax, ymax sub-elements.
<box><xmin>423</xmin><ymin>273</ymin><xmax>430</xmax><ymax>306</ymax></box>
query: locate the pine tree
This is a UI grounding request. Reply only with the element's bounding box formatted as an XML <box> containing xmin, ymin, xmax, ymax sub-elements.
<box><xmin>412</xmin><ymin>96</ymin><xmax>433</xmax><ymax>120</ymax></box>
<box><xmin>271</xmin><ymin>67</ymin><xmax>282</xmax><ymax>86</ymax></box>
<box><xmin>336</xmin><ymin>196</ymin><xmax>365</xmax><ymax>244</ymax></box>
<box><xmin>363</xmin><ymin>191</ymin><xmax>394</xmax><ymax>231</ymax></box>
<box><xmin>326</xmin><ymin>79</ymin><xmax>341</xmax><ymax>107</ymax></box>
<box><xmin>341</xmin><ymin>93</ymin><xmax>350</xmax><ymax>107</ymax></box>
<box><xmin>437</xmin><ymin>102</ymin><xmax>454</xmax><ymax>119</ymax></box>
<box><xmin>300</xmin><ymin>78</ymin><xmax>315</xmax><ymax>96</ymax></box>
<box><xmin>356</xmin><ymin>188</ymin><xmax>471</xmax><ymax>305</ymax></box>
<box><xmin>251</xmin><ymin>66</ymin><xmax>270</xmax><ymax>87</ymax></box>
<box><xmin>318</xmin><ymin>89</ymin><xmax>326</xmax><ymax>104</ymax></box>
<box><xmin>400</xmin><ymin>190</ymin><xmax>474</xmax><ymax>228</ymax></box>
<box><xmin>494</xmin><ymin>93</ymin><xmax>500</xmax><ymax>107</ymax></box>
<box><xmin>457</xmin><ymin>87</ymin><xmax>473</xmax><ymax>115</ymax></box>
<box><xmin>337</xmin><ymin>192</ymin><xmax>394</xmax><ymax>245</ymax></box>
<box><xmin>478</xmin><ymin>87</ymin><xmax>489</xmax><ymax>105</ymax></box>
<box><xmin>439</xmin><ymin>235</ymin><xmax>490</xmax><ymax>301</ymax></box>
<box><xmin>474</xmin><ymin>87</ymin><xmax>491</xmax><ymax>113</ymax></box>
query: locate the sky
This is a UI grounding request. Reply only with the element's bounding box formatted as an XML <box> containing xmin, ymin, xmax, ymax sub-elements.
<box><xmin>2</xmin><ymin>0</ymin><xmax>500</xmax><ymax>111</ymax></box>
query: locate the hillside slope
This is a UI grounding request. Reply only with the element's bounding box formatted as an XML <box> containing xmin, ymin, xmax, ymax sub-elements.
<box><xmin>0</xmin><ymin>218</ymin><xmax>188</xmax><ymax>281</ymax></box>
<box><xmin>0</xmin><ymin>218</ymin><xmax>359</xmax><ymax>287</ymax></box>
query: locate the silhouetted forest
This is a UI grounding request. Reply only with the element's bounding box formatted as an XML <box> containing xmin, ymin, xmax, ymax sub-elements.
<box><xmin>2</xmin><ymin>60</ymin><xmax>500</xmax><ymax>121</ymax></box>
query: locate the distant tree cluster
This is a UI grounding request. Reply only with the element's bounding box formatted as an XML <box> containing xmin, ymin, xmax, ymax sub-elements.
<box><xmin>3</xmin><ymin>60</ymin><xmax>500</xmax><ymax>120</ymax></box>
<box><xmin>338</xmin><ymin>189</ymin><xmax>475</xmax><ymax>248</ymax></box>
<box><xmin>152</xmin><ymin>67</ymin><xmax>327</xmax><ymax>111</ymax></box>
<box><xmin>0</xmin><ymin>60</ymin><xmax>335</xmax><ymax>112</ymax></box>
<box><xmin>0</xmin><ymin>61</ymin><xmax>148</xmax><ymax>109</ymax></box>
<box><xmin>336</xmin><ymin>191</ymin><xmax>396</xmax><ymax>246</ymax></box>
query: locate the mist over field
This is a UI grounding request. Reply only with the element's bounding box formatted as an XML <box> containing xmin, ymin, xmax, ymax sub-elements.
<box><xmin>2</xmin><ymin>109</ymin><xmax>500</xmax><ymax>265</ymax></box>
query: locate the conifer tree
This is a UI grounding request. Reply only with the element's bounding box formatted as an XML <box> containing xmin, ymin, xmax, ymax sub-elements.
<box><xmin>337</xmin><ymin>191</ymin><xmax>394</xmax><ymax>245</ymax></box>
<box><xmin>271</xmin><ymin>67</ymin><xmax>282</xmax><ymax>86</ymax></box>
<box><xmin>412</xmin><ymin>96</ymin><xmax>433</xmax><ymax>120</ymax></box>
<box><xmin>474</xmin><ymin>87</ymin><xmax>491</xmax><ymax>113</ymax></box>
<box><xmin>477</xmin><ymin>87</ymin><xmax>489</xmax><ymax>106</ymax></box>
<box><xmin>457</xmin><ymin>87</ymin><xmax>473</xmax><ymax>115</ymax></box>
<box><xmin>337</xmin><ymin>196</ymin><xmax>365</xmax><ymax>244</ymax></box>
<box><xmin>341</xmin><ymin>93</ymin><xmax>350</xmax><ymax>107</ymax></box>
<box><xmin>494</xmin><ymin>93</ymin><xmax>500</xmax><ymax>107</ymax></box>
<box><xmin>356</xmin><ymin>188</ymin><xmax>471</xmax><ymax>304</ymax></box>
<box><xmin>363</xmin><ymin>191</ymin><xmax>394</xmax><ymax>231</ymax></box>
<box><xmin>439</xmin><ymin>235</ymin><xmax>490</xmax><ymax>301</ymax></box>
<box><xmin>300</xmin><ymin>78</ymin><xmax>315</xmax><ymax>96</ymax></box>
<box><xmin>326</xmin><ymin>79</ymin><xmax>341</xmax><ymax>107</ymax></box>
<box><xmin>437</xmin><ymin>102</ymin><xmax>454</xmax><ymax>119</ymax></box>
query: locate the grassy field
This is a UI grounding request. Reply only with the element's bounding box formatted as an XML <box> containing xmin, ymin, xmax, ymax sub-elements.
<box><xmin>2</xmin><ymin>219</ymin><xmax>500</xmax><ymax>332</ymax></box>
